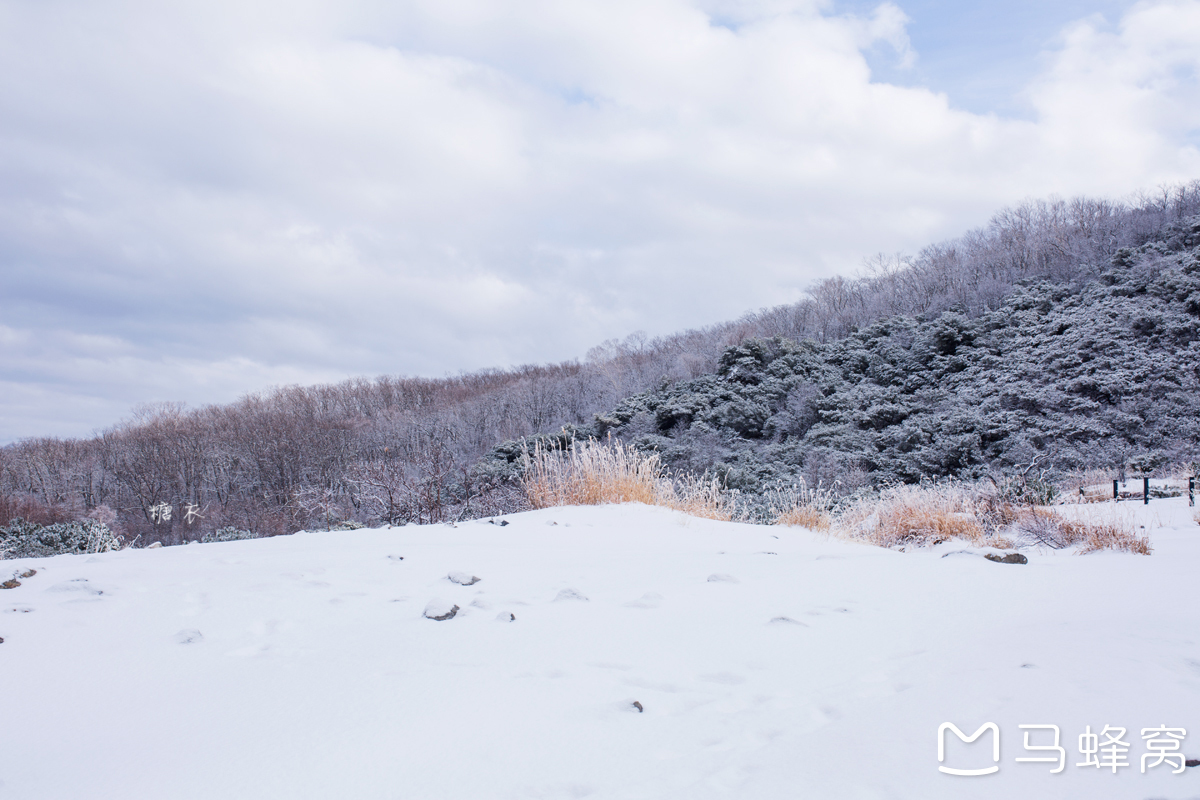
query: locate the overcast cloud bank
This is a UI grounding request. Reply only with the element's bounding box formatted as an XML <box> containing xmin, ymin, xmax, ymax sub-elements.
<box><xmin>2</xmin><ymin>0</ymin><xmax>1200</xmax><ymax>442</ymax></box>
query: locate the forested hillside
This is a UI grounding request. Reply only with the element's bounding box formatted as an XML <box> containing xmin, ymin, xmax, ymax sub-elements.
<box><xmin>578</xmin><ymin>245</ymin><xmax>1200</xmax><ymax>499</ymax></box>
<box><xmin>4</xmin><ymin>184</ymin><xmax>1200</xmax><ymax>545</ymax></box>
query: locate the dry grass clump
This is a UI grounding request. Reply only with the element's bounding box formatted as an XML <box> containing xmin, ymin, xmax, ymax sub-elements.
<box><xmin>771</xmin><ymin>480</ymin><xmax>833</xmax><ymax>531</ymax></box>
<box><xmin>524</xmin><ymin>437</ymin><xmax>659</xmax><ymax>508</ymax></box>
<box><xmin>776</xmin><ymin>505</ymin><xmax>832</xmax><ymax>531</ymax></box>
<box><xmin>839</xmin><ymin>483</ymin><xmax>987</xmax><ymax>548</ymax></box>
<box><xmin>1013</xmin><ymin>508</ymin><xmax>1150</xmax><ymax>554</ymax></box>
<box><xmin>1072</xmin><ymin>520</ymin><xmax>1152</xmax><ymax>555</ymax></box>
<box><xmin>670</xmin><ymin>473</ymin><xmax>737</xmax><ymax>521</ymax></box>
<box><xmin>522</xmin><ymin>438</ymin><xmax>735</xmax><ymax>521</ymax></box>
<box><xmin>833</xmin><ymin>482</ymin><xmax>1152</xmax><ymax>555</ymax></box>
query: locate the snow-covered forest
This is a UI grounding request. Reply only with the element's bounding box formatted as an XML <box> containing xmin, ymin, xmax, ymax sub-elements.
<box><xmin>3</xmin><ymin>183</ymin><xmax>1200</xmax><ymax>546</ymax></box>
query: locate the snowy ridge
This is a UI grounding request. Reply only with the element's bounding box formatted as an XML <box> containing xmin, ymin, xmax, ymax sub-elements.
<box><xmin>1</xmin><ymin>501</ymin><xmax>1198</xmax><ymax>799</ymax></box>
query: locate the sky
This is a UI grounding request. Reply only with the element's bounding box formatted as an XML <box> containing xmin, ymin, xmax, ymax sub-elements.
<box><xmin>2</xmin><ymin>0</ymin><xmax>1200</xmax><ymax>443</ymax></box>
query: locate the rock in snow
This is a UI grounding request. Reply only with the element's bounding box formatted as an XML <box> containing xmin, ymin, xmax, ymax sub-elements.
<box><xmin>985</xmin><ymin>552</ymin><xmax>1028</xmax><ymax>564</ymax></box>
<box><xmin>447</xmin><ymin>572</ymin><xmax>481</xmax><ymax>586</ymax></box>
<box><xmin>423</xmin><ymin>600</ymin><xmax>459</xmax><ymax>621</ymax></box>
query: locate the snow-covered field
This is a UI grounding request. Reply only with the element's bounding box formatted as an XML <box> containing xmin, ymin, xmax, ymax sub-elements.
<box><xmin>2</xmin><ymin>500</ymin><xmax>1199</xmax><ymax>799</ymax></box>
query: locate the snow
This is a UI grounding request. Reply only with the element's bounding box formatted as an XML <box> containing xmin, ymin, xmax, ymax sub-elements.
<box><xmin>1</xmin><ymin>500</ymin><xmax>1199</xmax><ymax>799</ymax></box>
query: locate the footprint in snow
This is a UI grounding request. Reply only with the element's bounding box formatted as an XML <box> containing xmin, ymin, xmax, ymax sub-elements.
<box><xmin>623</xmin><ymin>592</ymin><xmax>662</xmax><ymax>609</ymax></box>
<box><xmin>700</xmin><ymin>672</ymin><xmax>746</xmax><ymax>685</ymax></box>
<box><xmin>554</xmin><ymin>588</ymin><xmax>588</xmax><ymax>602</ymax></box>
<box><xmin>768</xmin><ymin>616</ymin><xmax>808</xmax><ymax>626</ymax></box>
<box><xmin>47</xmin><ymin>578</ymin><xmax>104</xmax><ymax>596</ymax></box>
<box><xmin>448</xmin><ymin>572</ymin><xmax>481</xmax><ymax>586</ymax></box>
<box><xmin>707</xmin><ymin>574</ymin><xmax>738</xmax><ymax>583</ymax></box>
<box><xmin>174</xmin><ymin>629</ymin><xmax>204</xmax><ymax>644</ymax></box>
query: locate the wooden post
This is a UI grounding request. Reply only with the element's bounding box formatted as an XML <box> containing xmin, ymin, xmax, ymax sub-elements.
<box><xmin>1190</xmin><ymin>477</ymin><xmax>1195</xmax><ymax>508</ymax></box>
<box><xmin>1113</xmin><ymin>479</ymin><xmax>1119</xmax><ymax>500</ymax></box>
<box><xmin>1144</xmin><ymin>476</ymin><xmax>1150</xmax><ymax>505</ymax></box>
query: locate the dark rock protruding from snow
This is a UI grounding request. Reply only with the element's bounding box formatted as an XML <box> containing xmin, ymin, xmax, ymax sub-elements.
<box><xmin>448</xmin><ymin>572</ymin><xmax>481</xmax><ymax>586</ymax></box>
<box><xmin>424</xmin><ymin>600</ymin><xmax>460</xmax><ymax>621</ymax></box>
<box><xmin>632</xmin><ymin>701</ymin><xmax>644</xmax><ymax>713</ymax></box>
<box><xmin>985</xmin><ymin>552</ymin><xmax>1028</xmax><ymax>565</ymax></box>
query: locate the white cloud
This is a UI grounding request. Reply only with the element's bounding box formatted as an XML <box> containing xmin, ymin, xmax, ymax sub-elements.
<box><xmin>1</xmin><ymin>0</ymin><xmax>1199</xmax><ymax>441</ymax></box>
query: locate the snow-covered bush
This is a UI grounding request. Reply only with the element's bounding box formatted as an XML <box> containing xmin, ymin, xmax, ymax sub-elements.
<box><xmin>200</xmin><ymin>526</ymin><xmax>259</xmax><ymax>543</ymax></box>
<box><xmin>0</xmin><ymin>517</ymin><xmax>123</xmax><ymax>559</ymax></box>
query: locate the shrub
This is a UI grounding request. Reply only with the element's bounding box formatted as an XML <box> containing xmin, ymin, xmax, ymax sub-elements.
<box><xmin>996</xmin><ymin>476</ymin><xmax>1058</xmax><ymax>506</ymax></box>
<box><xmin>200</xmin><ymin>527</ymin><xmax>259</xmax><ymax>543</ymax></box>
<box><xmin>0</xmin><ymin>517</ymin><xmax>123</xmax><ymax>559</ymax></box>
<box><xmin>0</xmin><ymin>495</ymin><xmax>74</xmax><ymax>527</ymax></box>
